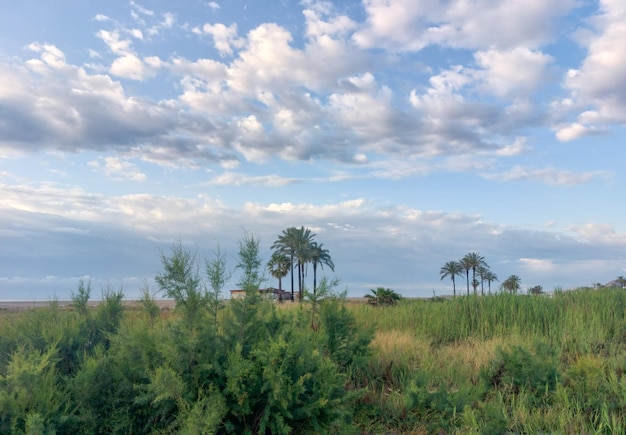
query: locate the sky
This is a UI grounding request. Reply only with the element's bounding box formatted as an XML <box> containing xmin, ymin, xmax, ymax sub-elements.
<box><xmin>1</xmin><ymin>0</ymin><xmax>625</xmax><ymax>300</ymax></box>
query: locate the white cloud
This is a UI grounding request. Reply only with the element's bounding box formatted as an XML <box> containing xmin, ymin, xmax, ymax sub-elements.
<box><xmin>303</xmin><ymin>2</ymin><xmax>358</xmax><ymax>39</ymax></box>
<box><xmin>353</xmin><ymin>0</ymin><xmax>576</xmax><ymax>51</ymax></box>
<box><xmin>130</xmin><ymin>1</ymin><xmax>154</xmax><ymax>17</ymax></box>
<box><xmin>97</xmin><ymin>30</ymin><xmax>133</xmax><ymax>56</ymax></box>
<box><xmin>0</xmin><ymin>45</ymin><xmax>182</xmax><ymax>156</ymax></box>
<box><xmin>474</xmin><ymin>47</ymin><xmax>553</xmax><ymax>98</ymax></box>
<box><xmin>559</xmin><ymin>0</ymin><xmax>626</xmax><ymax>136</ymax></box>
<box><xmin>555</xmin><ymin>122</ymin><xmax>605</xmax><ymax>141</ymax></box>
<box><xmin>129</xmin><ymin>28</ymin><xmax>144</xmax><ymax>40</ymax></box>
<box><xmin>90</xmin><ymin>157</ymin><xmax>147</xmax><ymax>181</ymax></box>
<box><xmin>110</xmin><ymin>54</ymin><xmax>153</xmax><ymax>80</ymax></box>
<box><xmin>565</xmin><ymin>223</ymin><xmax>626</xmax><ymax>244</ymax></box>
<box><xmin>2</xmin><ymin>180</ymin><xmax>626</xmax><ymax>298</ymax></box>
<box><xmin>197</xmin><ymin>22</ymin><xmax>244</xmax><ymax>56</ymax></box>
<box><xmin>482</xmin><ymin>165</ymin><xmax>609</xmax><ymax>185</ymax></box>
<box><xmin>518</xmin><ymin>258</ymin><xmax>555</xmax><ymax>273</ymax></box>
<box><xmin>207</xmin><ymin>172</ymin><xmax>296</xmax><ymax>187</ymax></box>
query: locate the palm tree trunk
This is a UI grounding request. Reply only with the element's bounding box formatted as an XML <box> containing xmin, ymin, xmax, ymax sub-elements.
<box><xmin>290</xmin><ymin>254</ymin><xmax>294</xmax><ymax>301</ymax></box>
<box><xmin>297</xmin><ymin>261</ymin><xmax>302</xmax><ymax>302</ymax></box>
<box><xmin>452</xmin><ymin>276</ymin><xmax>456</xmax><ymax>298</ymax></box>
<box><xmin>472</xmin><ymin>267</ymin><xmax>476</xmax><ymax>295</ymax></box>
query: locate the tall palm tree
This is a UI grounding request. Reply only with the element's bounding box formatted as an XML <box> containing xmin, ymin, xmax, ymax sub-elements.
<box><xmin>271</xmin><ymin>227</ymin><xmax>298</xmax><ymax>301</ymax></box>
<box><xmin>483</xmin><ymin>270</ymin><xmax>498</xmax><ymax>294</ymax></box>
<box><xmin>440</xmin><ymin>260</ymin><xmax>463</xmax><ymax>298</ymax></box>
<box><xmin>309</xmin><ymin>242</ymin><xmax>334</xmax><ymax>295</ymax></box>
<box><xmin>272</xmin><ymin>226</ymin><xmax>316</xmax><ymax>302</ymax></box>
<box><xmin>293</xmin><ymin>226</ymin><xmax>315</xmax><ymax>301</ymax></box>
<box><xmin>461</xmin><ymin>252</ymin><xmax>486</xmax><ymax>295</ymax></box>
<box><xmin>502</xmin><ymin>274</ymin><xmax>521</xmax><ymax>293</ymax></box>
<box><xmin>267</xmin><ymin>252</ymin><xmax>291</xmax><ymax>301</ymax></box>
<box><xmin>459</xmin><ymin>257</ymin><xmax>471</xmax><ymax>296</ymax></box>
<box><xmin>477</xmin><ymin>265</ymin><xmax>491</xmax><ymax>295</ymax></box>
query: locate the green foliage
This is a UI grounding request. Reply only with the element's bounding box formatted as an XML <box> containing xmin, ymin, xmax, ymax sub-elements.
<box><xmin>304</xmin><ymin>276</ymin><xmax>344</xmax><ymax>331</ymax></box>
<box><xmin>364</xmin><ymin>287</ymin><xmax>402</xmax><ymax>306</ymax></box>
<box><xmin>71</xmin><ymin>277</ymin><xmax>91</xmax><ymax>315</ymax></box>
<box><xmin>481</xmin><ymin>341</ymin><xmax>558</xmax><ymax>404</ymax></box>
<box><xmin>155</xmin><ymin>241</ymin><xmax>206</xmax><ymax>326</ymax></box>
<box><xmin>405</xmin><ymin>372</ymin><xmax>472</xmax><ymax>433</ymax></box>
<box><xmin>0</xmin><ymin>344</ymin><xmax>66</xmax><ymax>434</ymax></box>
<box><xmin>236</xmin><ymin>230</ymin><xmax>265</xmax><ymax>292</ymax></box>
<box><xmin>320</xmin><ymin>298</ymin><xmax>372</xmax><ymax>373</ymax></box>
<box><xmin>502</xmin><ymin>274</ymin><xmax>522</xmax><ymax>293</ymax></box>
<box><xmin>139</xmin><ymin>283</ymin><xmax>161</xmax><ymax>327</ymax></box>
<box><xmin>7</xmin><ymin>247</ymin><xmax>626</xmax><ymax>434</ymax></box>
<box><xmin>205</xmin><ymin>244</ymin><xmax>231</xmax><ymax>326</ymax></box>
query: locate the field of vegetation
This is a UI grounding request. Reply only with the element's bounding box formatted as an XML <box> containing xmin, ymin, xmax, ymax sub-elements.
<box><xmin>2</xmin><ymin>235</ymin><xmax>626</xmax><ymax>433</ymax></box>
<box><xmin>4</xmin><ymin>287</ymin><xmax>626</xmax><ymax>433</ymax></box>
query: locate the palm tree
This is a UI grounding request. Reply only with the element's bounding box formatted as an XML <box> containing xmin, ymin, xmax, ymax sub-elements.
<box><xmin>293</xmin><ymin>226</ymin><xmax>316</xmax><ymax>301</ymax></box>
<box><xmin>459</xmin><ymin>257</ymin><xmax>471</xmax><ymax>296</ymax></box>
<box><xmin>477</xmin><ymin>265</ymin><xmax>491</xmax><ymax>295</ymax></box>
<box><xmin>440</xmin><ymin>260</ymin><xmax>463</xmax><ymax>298</ymax></box>
<box><xmin>309</xmin><ymin>242</ymin><xmax>334</xmax><ymax>295</ymax></box>
<box><xmin>483</xmin><ymin>270</ymin><xmax>498</xmax><ymax>294</ymax></box>
<box><xmin>271</xmin><ymin>227</ymin><xmax>298</xmax><ymax>301</ymax></box>
<box><xmin>461</xmin><ymin>252</ymin><xmax>486</xmax><ymax>295</ymax></box>
<box><xmin>267</xmin><ymin>252</ymin><xmax>291</xmax><ymax>301</ymax></box>
<box><xmin>365</xmin><ymin>287</ymin><xmax>402</xmax><ymax>306</ymax></box>
<box><xmin>272</xmin><ymin>226</ymin><xmax>316</xmax><ymax>302</ymax></box>
<box><xmin>502</xmin><ymin>274</ymin><xmax>521</xmax><ymax>294</ymax></box>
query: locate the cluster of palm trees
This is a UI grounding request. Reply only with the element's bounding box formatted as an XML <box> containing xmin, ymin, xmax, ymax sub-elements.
<box><xmin>268</xmin><ymin>226</ymin><xmax>334</xmax><ymax>302</ymax></box>
<box><xmin>439</xmin><ymin>252</ymin><xmax>499</xmax><ymax>297</ymax></box>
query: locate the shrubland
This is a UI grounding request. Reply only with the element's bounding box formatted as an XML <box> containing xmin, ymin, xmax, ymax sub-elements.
<box><xmin>2</xmin><ymin>238</ymin><xmax>626</xmax><ymax>433</ymax></box>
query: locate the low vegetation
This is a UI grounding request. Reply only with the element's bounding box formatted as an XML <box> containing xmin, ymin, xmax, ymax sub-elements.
<box><xmin>2</xmin><ymin>233</ymin><xmax>626</xmax><ymax>433</ymax></box>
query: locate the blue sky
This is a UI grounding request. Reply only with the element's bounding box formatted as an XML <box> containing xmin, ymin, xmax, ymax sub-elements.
<box><xmin>1</xmin><ymin>0</ymin><xmax>625</xmax><ymax>300</ymax></box>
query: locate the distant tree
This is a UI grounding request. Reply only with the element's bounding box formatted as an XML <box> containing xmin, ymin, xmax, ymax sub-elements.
<box><xmin>236</xmin><ymin>231</ymin><xmax>265</xmax><ymax>293</ymax></box>
<box><xmin>292</xmin><ymin>227</ymin><xmax>315</xmax><ymax>301</ymax></box>
<box><xmin>617</xmin><ymin>276</ymin><xmax>626</xmax><ymax>289</ymax></box>
<box><xmin>477</xmin><ymin>265</ymin><xmax>491</xmax><ymax>295</ymax></box>
<box><xmin>271</xmin><ymin>227</ymin><xmax>297</xmax><ymax>299</ymax></box>
<box><xmin>483</xmin><ymin>270</ymin><xmax>499</xmax><ymax>294</ymax></box>
<box><xmin>267</xmin><ymin>252</ymin><xmax>291</xmax><ymax>301</ymax></box>
<box><xmin>365</xmin><ymin>287</ymin><xmax>402</xmax><ymax>306</ymax></box>
<box><xmin>155</xmin><ymin>241</ymin><xmax>205</xmax><ymax>327</ymax></box>
<box><xmin>139</xmin><ymin>281</ymin><xmax>160</xmax><ymax>327</ymax></box>
<box><xmin>205</xmin><ymin>244</ymin><xmax>231</xmax><ymax>325</ymax></box>
<box><xmin>71</xmin><ymin>277</ymin><xmax>91</xmax><ymax>315</ymax></box>
<box><xmin>272</xmin><ymin>226</ymin><xmax>316</xmax><ymax>301</ymax></box>
<box><xmin>440</xmin><ymin>260</ymin><xmax>464</xmax><ymax>298</ymax></box>
<box><xmin>462</xmin><ymin>252</ymin><xmax>487</xmax><ymax>295</ymax></box>
<box><xmin>459</xmin><ymin>257</ymin><xmax>471</xmax><ymax>296</ymax></box>
<box><xmin>528</xmin><ymin>285</ymin><xmax>544</xmax><ymax>295</ymax></box>
<box><xmin>309</xmin><ymin>242</ymin><xmax>334</xmax><ymax>295</ymax></box>
<box><xmin>502</xmin><ymin>274</ymin><xmax>522</xmax><ymax>294</ymax></box>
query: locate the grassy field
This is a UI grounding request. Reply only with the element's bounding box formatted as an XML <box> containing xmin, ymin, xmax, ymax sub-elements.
<box><xmin>2</xmin><ymin>287</ymin><xmax>626</xmax><ymax>433</ymax></box>
<box><xmin>345</xmin><ymin>288</ymin><xmax>626</xmax><ymax>433</ymax></box>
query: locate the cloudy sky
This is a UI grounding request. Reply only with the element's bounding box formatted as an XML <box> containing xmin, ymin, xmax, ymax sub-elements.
<box><xmin>1</xmin><ymin>0</ymin><xmax>625</xmax><ymax>300</ymax></box>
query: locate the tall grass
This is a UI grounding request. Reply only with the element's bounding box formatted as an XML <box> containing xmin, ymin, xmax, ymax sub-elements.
<box><xmin>349</xmin><ymin>288</ymin><xmax>626</xmax><ymax>348</ymax></box>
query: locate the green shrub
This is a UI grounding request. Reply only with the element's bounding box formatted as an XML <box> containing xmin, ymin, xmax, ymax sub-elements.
<box><xmin>481</xmin><ymin>341</ymin><xmax>558</xmax><ymax>405</ymax></box>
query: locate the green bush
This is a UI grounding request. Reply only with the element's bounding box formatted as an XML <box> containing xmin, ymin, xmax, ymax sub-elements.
<box><xmin>481</xmin><ymin>341</ymin><xmax>558</xmax><ymax>405</ymax></box>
